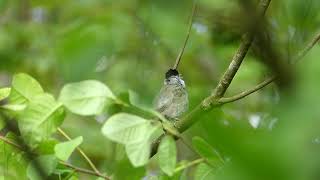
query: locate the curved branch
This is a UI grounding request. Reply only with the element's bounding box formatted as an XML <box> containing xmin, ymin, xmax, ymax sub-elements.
<box><xmin>295</xmin><ymin>31</ymin><xmax>320</xmax><ymax>62</ymax></box>
<box><xmin>218</xmin><ymin>76</ymin><xmax>276</xmax><ymax>104</ymax></box>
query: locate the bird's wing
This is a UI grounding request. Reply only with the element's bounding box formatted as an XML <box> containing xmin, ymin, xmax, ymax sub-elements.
<box><xmin>153</xmin><ymin>86</ymin><xmax>174</xmax><ymax>113</ymax></box>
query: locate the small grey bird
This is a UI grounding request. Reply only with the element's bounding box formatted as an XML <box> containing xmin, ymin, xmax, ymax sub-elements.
<box><xmin>154</xmin><ymin>69</ymin><xmax>188</xmax><ymax>120</ymax></box>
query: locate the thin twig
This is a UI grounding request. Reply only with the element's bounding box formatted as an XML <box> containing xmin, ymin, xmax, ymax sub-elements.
<box><xmin>295</xmin><ymin>31</ymin><xmax>320</xmax><ymax>62</ymax></box>
<box><xmin>218</xmin><ymin>75</ymin><xmax>276</xmax><ymax>104</ymax></box>
<box><xmin>59</xmin><ymin>161</ymin><xmax>110</xmax><ymax>180</ymax></box>
<box><xmin>173</xmin><ymin>0</ymin><xmax>197</xmax><ymax>70</ymax></box>
<box><xmin>174</xmin><ymin>158</ymin><xmax>205</xmax><ymax>173</ymax></box>
<box><xmin>57</xmin><ymin>128</ymin><xmax>100</xmax><ymax>174</ymax></box>
<box><xmin>0</xmin><ymin>134</ymin><xmax>24</xmax><ymax>151</ymax></box>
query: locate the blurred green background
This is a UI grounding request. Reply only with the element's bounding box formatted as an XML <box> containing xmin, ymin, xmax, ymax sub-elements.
<box><xmin>1</xmin><ymin>0</ymin><xmax>320</xmax><ymax>179</ymax></box>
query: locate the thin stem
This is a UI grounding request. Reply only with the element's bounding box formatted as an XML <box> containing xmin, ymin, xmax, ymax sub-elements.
<box><xmin>173</xmin><ymin>0</ymin><xmax>197</xmax><ymax>70</ymax></box>
<box><xmin>295</xmin><ymin>31</ymin><xmax>320</xmax><ymax>62</ymax></box>
<box><xmin>0</xmin><ymin>135</ymin><xmax>24</xmax><ymax>151</ymax></box>
<box><xmin>218</xmin><ymin>76</ymin><xmax>276</xmax><ymax>104</ymax></box>
<box><xmin>59</xmin><ymin>161</ymin><xmax>110</xmax><ymax>180</ymax></box>
<box><xmin>174</xmin><ymin>158</ymin><xmax>205</xmax><ymax>173</ymax></box>
<box><xmin>57</xmin><ymin>128</ymin><xmax>100</xmax><ymax>174</ymax></box>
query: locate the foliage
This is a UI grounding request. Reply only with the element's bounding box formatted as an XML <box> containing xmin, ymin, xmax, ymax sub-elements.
<box><xmin>1</xmin><ymin>0</ymin><xmax>320</xmax><ymax>180</ymax></box>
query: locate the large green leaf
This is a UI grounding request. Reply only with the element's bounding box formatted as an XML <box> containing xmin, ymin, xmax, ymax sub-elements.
<box><xmin>9</xmin><ymin>73</ymin><xmax>44</xmax><ymax>106</ymax></box>
<box><xmin>102</xmin><ymin>113</ymin><xmax>164</xmax><ymax>167</ymax></box>
<box><xmin>18</xmin><ymin>93</ymin><xmax>65</xmax><ymax>147</ymax></box>
<box><xmin>54</xmin><ymin>136</ymin><xmax>83</xmax><ymax>161</ymax></box>
<box><xmin>26</xmin><ymin>155</ymin><xmax>58</xmax><ymax>180</ymax></box>
<box><xmin>101</xmin><ymin>113</ymin><xmax>151</xmax><ymax>144</ymax></box>
<box><xmin>58</xmin><ymin>80</ymin><xmax>115</xmax><ymax>116</ymax></box>
<box><xmin>194</xmin><ymin>163</ymin><xmax>215</xmax><ymax>180</ymax></box>
<box><xmin>158</xmin><ymin>135</ymin><xmax>177</xmax><ymax>176</ymax></box>
<box><xmin>125</xmin><ymin>124</ymin><xmax>163</xmax><ymax>167</ymax></box>
<box><xmin>192</xmin><ymin>136</ymin><xmax>223</xmax><ymax>166</ymax></box>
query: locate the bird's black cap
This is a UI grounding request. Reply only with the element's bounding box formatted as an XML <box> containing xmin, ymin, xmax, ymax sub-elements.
<box><xmin>165</xmin><ymin>69</ymin><xmax>179</xmax><ymax>79</ymax></box>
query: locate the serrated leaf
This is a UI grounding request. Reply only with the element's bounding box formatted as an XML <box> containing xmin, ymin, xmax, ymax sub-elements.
<box><xmin>18</xmin><ymin>93</ymin><xmax>65</xmax><ymax>147</ymax></box>
<box><xmin>9</xmin><ymin>73</ymin><xmax>44</xmax><ymax>106</ymax></box>
<box><xmin>0</xmin><ymin>87</ymin><xmax>10</xmax><ymax>101</ymax></box>
<box><xmin>54</xmin><ymin>136</ymin><xmax>83</xmax><ymax>161</ymax></box>
<box><xmin>158</xmin><ymin>135</ymin><xmax>177</xmax><ymax>176</ymax></box>
<box><xmin>59</xmin><ymin>80</ymin><xmax>115</xmax><ymax>116</ymax></box>
<box><xmin>27</xmin><ymin>155</ymin><xmax>58</xmax><ymax>180</ymax></box>
<box><xmin>125</xmin><ymin>124</ymin><xmax>163</xmax><ymax>167</ymax></box>
<box><xmin>194</xmin><ymin>163</ymin><xmax>215</xmax><ymax>180</ymax></box>
<box><xmin>192</xmin><ymin>137</ymin><xmax>222</xmax><ymax>166</ymax></box>
<box><xmin>101</xmin><ymin>113</ymin><xmax>151</xmax><ymax>144</ymax></box>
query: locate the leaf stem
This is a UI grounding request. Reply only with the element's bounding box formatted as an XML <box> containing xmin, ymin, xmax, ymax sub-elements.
<box><xmin>174</xmin><ymin>158</ymin><xmax>205</xmax><ymax>173</ymax></box>
<box><xmin>57</xmin><ymin>128</ymin><xmax>101</xmax><ymax>174</ymax></box>
<box><xmin>59</xmin><ymin>161</ymin><xmax>110</xmax><ymax>180</ymax></box>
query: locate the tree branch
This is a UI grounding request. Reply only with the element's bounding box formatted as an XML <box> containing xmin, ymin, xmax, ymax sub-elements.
<box><xmin>176</xmin><ymin>25</ymin><xmax>320</xmax><ymax>133</ymax></box>
<box><xmin>175</xmin><ymin>0</ymin><xmax>272</xmax><ymax>132</ymax></box>
<box><xmin>203</xmin><ymin>0</ymin><xmax>271</xmax><ymax>104</ymax></box>
<box><xmin>57</xmin><ymin>128</ymin><xmax>101</xmax><ymax>174</ymax></box>
<box><xmin>295</xmin><ymin>31</ymin><xmax>320</xmax><ymax>62</ymax></box>
<box><xmin>218</xmin><ymin>75</ymin><xmax>276</xmax><ymax>104</ymax></box>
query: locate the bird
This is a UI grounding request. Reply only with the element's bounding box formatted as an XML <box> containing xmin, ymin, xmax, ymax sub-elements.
<box><xmin>153</xmin><ymin>69</ymin><xmax>188</xmax><ymax>121</ymax></box>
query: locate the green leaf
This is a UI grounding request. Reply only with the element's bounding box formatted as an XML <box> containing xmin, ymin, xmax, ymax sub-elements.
<box><xmin>192</xmin><ymin>137</ymin><xmax>222</xmax><ymax>166</ymax></box>
<box><xmin>9</xmin><ymin>73</ymin><xmax>44</xmax><ymax>105</ymax></box>
<box><xmin>158</xmin><ymin>135</ymin><xmax>177</xmax><ymax>176</ymax></box>
<box><xmin>125</xmin><ymin>124</ymin><xmax>163</xmax><ymax>167</ymax></box>
<box><xmin>0</xmin><ymin>133</ymin><xmax>29</xmax><ymax>180</ymax></box>
<box><xmin>59</xmin><ymin>80</ymin><xmax>115</xmax><ymax>116</ymax></box>
<box><xmin>0</xmin><ymin>87</ymin><xmax>10</xmax><ymax>101</ymax></box>
<box><xmin>18</xmin><ymin>93</ymin><xmax>65</xmax><ymax>147</ymax></box>
<box><xmin>117</xmin><ymin>90</ymin><xmax>140</xmax><ymax>106</ymax></box>
<box><xmin>27</xmin><ymin>155</ymin><xmax>58</xmax><ymax>180</ymax></box>
<box><xmin>54</xmin><ymin>136</ymin><xmax>83</xmax><ymax>161</ymax></box>
<box><xmin>101</xmin><ymin>113</ymin><xmax>151</xmax><ymax>144</ymax></box>
<box><xmin>35</xmin><ymin>139</ymin><xmax>59</xmax><ymax>155</ymax></box>
<box><xmin>194</xmin><ymin>163</ymin><xmax>215</xmax><ymax>180</ymax></box>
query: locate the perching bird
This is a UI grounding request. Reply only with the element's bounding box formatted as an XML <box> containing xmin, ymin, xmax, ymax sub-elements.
<box><xmin>154</xmin><ymin>69</ymin><xmax>188</xmax><ymax>120</ymax></box>
<box><xmin>154</xmin><ymin>1</ymin><xmax>196</xmax><ymax>121</ymax></box>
